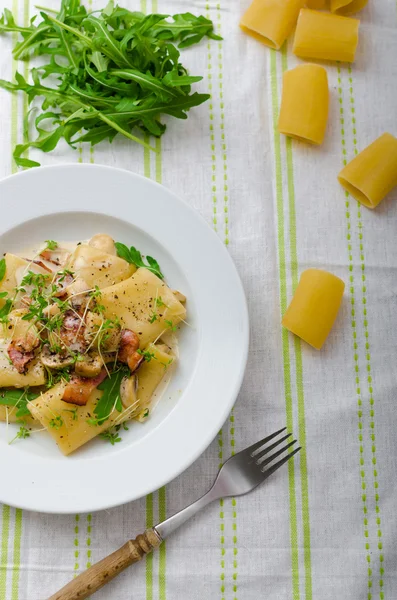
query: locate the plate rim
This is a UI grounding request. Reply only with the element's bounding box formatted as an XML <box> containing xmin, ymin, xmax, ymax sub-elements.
<box><xmin>0</xmin><ymin>164</ymin><xmax>249</xmax><ymax>513</ymax></box>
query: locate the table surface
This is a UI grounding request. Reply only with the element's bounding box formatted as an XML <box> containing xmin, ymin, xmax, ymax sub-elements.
<box><xmin>0</xmin><ymin>0</ymin><xmax>396</xmax><ymax>599</ymax></box>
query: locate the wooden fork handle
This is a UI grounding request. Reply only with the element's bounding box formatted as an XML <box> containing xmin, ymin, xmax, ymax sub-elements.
<box><xmin>48</xmin><ymin>528</ymin><xmax>162</xmax><ymax>600</ymax></box>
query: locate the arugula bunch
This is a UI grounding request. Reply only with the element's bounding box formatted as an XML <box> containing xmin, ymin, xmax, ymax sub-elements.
<box><xmin>0</xmin><ymin>0</ymin><xmax>220</xmax><ymax>167</ymax></box>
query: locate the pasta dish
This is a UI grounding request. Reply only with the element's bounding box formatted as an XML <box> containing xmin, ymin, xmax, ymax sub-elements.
<box><xmin>0</xmin><ymin>234</ymin><xmax>186</xmax><ymax>454</ymax></box>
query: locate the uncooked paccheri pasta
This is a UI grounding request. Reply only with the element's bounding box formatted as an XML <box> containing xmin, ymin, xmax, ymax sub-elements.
<box><xmin>0</xmin><ymin>234</ymin><xmax>186</xmax><ymax>454</ymax></box>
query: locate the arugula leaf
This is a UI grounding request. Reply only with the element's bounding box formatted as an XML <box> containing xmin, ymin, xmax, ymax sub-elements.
<box><xmin>115</xmin><ymin>242</ymin><xmax>164</xmax><ymax>279</ymax></box>
<box><xmin>0</xmin><ymin>299</ymin><xmax>13</xmax><ymax>323</ymax></box>
<box><xmin>0</xmin><ymin>258</ymin><xmax>6</xmax><ymax>282</ymax></box>
<box><xmin>93</xmin><ymin>367</ymin><xmax>128</xmax><ymax>425</ymax></box>
<box><xmin>0</xmin><ymin>388</ymin><xmax>40</xmax><ymax>418</ymax></box>
<box><xmin>0</xmin><ymin>1</ymin><xmax>219</xmax><ymax>167</ymax></box>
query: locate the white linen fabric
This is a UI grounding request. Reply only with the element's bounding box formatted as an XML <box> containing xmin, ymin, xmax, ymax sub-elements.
<box><xmin>0</xmin><ymin>0</ymin><xmax>396</xmax><ymax>598</ymax></box>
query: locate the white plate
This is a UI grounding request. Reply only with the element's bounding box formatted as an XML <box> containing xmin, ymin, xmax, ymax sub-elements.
<box><xmin>0</xmin><ymin>164</ymin><xmax>249</xmax><ymax>514</ymax></box>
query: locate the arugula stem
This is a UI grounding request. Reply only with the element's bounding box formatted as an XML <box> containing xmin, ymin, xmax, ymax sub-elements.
<box><xmin>98</xmin><ymin>113</ymin><xmax>157</xmax><ymax>151</ymax></box>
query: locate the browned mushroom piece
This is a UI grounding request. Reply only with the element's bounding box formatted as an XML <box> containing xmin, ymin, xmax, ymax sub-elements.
<box><xmin>118</xmin><ymin>329</ymin><xmax>143</xmax><ymax>373</ymax></box>
<box><xmin>120</xmin><ymin>375</ymin><xmax>138</xmax><ymax>410</ymax></box>
<box><xmin>62</xmin><ymin>369</ymin><xmax>107</xmax><ymax>406</ymax></box>
<box><xmin>40</xmin><ymin>346</ymin><xmax>74</xmax><ymax>370</ymax></box>
<box><xmin>74</xmin><ymin>351</ymin><xmax>103</xmax><ymax>378</ymax></box>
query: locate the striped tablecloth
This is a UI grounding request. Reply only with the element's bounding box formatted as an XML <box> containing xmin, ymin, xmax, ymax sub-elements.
<box><xmin>1</xmin><ymin>0</ymin><xmax>397</xmax><ymax>598</ymax></box>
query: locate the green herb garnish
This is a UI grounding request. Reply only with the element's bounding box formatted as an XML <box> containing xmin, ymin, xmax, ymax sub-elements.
<box><xmin>137</xmin><ymin>349</ymin><xmax>156</xmax><ymax>363</ymax></box>
<box><xmin>0</xmin><ymin>1</ymin><xmax>220</xmax><ymax>168</ymax></box>
<box><xmin>99</xmin><ymin>429</ymin><xmax>121</xmax><ymax>445</ymax></box>
<box><xmin>164</xmin><ymin>319</ymin><xmax>177</xmax><ymax>332</ymax></box>
<box><xmin>0</xmin><ymin>258</ymin><xmax>6</xmax><ymax>282</ymax></box>
<box><xmin>93</xmin><ymin>367</ymin><xmax>129</xmax><ymax>425</ymax></box>
<box><xmin>10</xmin><ymin>425</ymin><xmax>30</xmax><ymax>443</ymax></box>
<box><xmin>63</xmin><ymin>407</ymin><xmax>78</xmax><ymax>421</ymax></box>
<box><xmin>45</xmin><ymin>240</ymin><xmax>58</xmax><ymax>251</ymax></box>
<box><xmin>0</xmin><ymin>388</ymin><xmax>40</xmax><ymax>418</ymax></box>
<box><xmin>115</xmin><ymin>243</ymin><xmax>164</xmax><ymax>279</ymax></box>
<box><xmin>49</xmin><ymin>415</ymin><xmax>64</xmax><ymax>429</ymax></box>
<box><xmin>100</xmin><ymin>422</ymin><xmax>128</xmax><ymax>444</ymax></box>
<box><xmin>0</xmin><ymin>299</ymin><xmax>13</xmax><ymax>324</ymax></box>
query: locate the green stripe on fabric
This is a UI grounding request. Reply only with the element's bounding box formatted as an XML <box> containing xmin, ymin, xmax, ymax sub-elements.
<box><xmin>337</xmin><ymin>64</ymin><xmax>373</xmax><ymax>597</ymax></box>
<box><xmin>215</xmin><ymin>4</ymin><xmax>236</xmax><ymax>596</ymax></box>
<box><xmin>270</xmin><ymin>48</ymin><xmax>300</xmax><ymax>600</ymax></box>
<box><xmin>205</xmin><ymin>2</ymin><xmax>217</xmax><ymax>232</ymax></box>
<box><xmin>216</xmin><ymin>3</ymin><xmax>229</xmax><ymax>246</ymax></box>
<box><xmin>0</xmin><ymin>505</ymin><xmax>11</xmax><ymax>598</ymax></box>
<box><xmin>218</xmin><ymin>429</ymin><xmax>225</xmax><ymax>600</ymax></box>
<box><xmin>142</xmin><ymin>127</ymin><xmax>154</xmax><ymax>600</ymax></box>
<box><xmin>11</xmin><ymin>0</ymin><xmax>19</xmax><ymax>176</ymax></box>
<box><xmin>74</xmin><ymin>514</ymin><xmax>80</xmax><ymax>576</ymax></box>
<box><xmin>158</xmin><ymin>486</ymin><xmax>166</xmax><ymax>600</ymax></box>
<box><xmin>145</xmin><ymin>493</ymin><xmax>154</xmax><ymax>600</ymax></box>
<box><xmin>11</xmin><ymin>509</ymin><xmax>23</xmax><ymax>600</ymax></box>
<box><xmin>281</xmin><ymin>45</ymin><xmax>313</xmax><ymax>600</ymax></box>
<box><xmin>8</xmin><ymin>1</ymin><xmax>25</xmax><ymax>597</ymax></box>
<box><xmin>86</xmin><ymin>515</ymin><xmax>92</xmax><ymax>569</ymax></box>
<box><xmin>345</xmin><ymin>64</ymin><xmax>384</xmax><ymax>600</ymax></box>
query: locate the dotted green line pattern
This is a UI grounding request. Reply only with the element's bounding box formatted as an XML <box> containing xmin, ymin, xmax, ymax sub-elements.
<box><xmin>346</xmin><ymin>65</ymin><xmax>384</xmax><ymax>600</ymax></box>
<box><xmin>215</xmin><ymin>3</ymin><xmax>229</xmax><ymax>245</ymax></box>
<box><xmin>281</xmin><ymin>44</ymin><xmax>313</xmax><ymax>600</ymax></box>
<box><xmin>218</xmin><ymin>429</ymin><xmax>225</xmax><ymax>600</ymax></box>
<box><xmin>205</xmin><ymin>2</ymin><xmax>218</xmax><ymax>232</ymax></box>
<box><xmin>230</xmin><ymin>412</ymin><xmax>238</xmax><ymax>600</ymax></box>
<box><xmin>337</xmin><ymin>65</ymin><xmax>373</xmax><ymax>599</ymax></box>
<box><xmin>86</xmin><ymin>514</ymin><xmax>92</xmax><ymax>569</ymax></box>
<box><xmin>74</xmin><ymin>514</ymin><xmax>80</xmax><ymax>577</ymax></box>
<box><xmin>270</xmin><ymin>47</ymin><xmax>300</xmax><ymax>600</ymax></box>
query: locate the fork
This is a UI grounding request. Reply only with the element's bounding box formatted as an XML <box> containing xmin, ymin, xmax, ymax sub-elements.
<box><xmin>49</xmin><ymin>427</ymin><xmax>300</xmax><ymax>600</ymax></box>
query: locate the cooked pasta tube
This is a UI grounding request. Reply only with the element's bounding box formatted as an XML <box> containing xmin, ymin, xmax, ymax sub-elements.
<box><xmin>278</xmin><ymin>64</ymin><xmax>329</xmax><ymax>145</ymax></box>
<box><xmin>101</xmin><ymin>268</ymin><xmax>186</xmax><ymax>348</ymax></box>
<box><xmin>134</xmin><ymin>343</ymin><xmax>174</xmax><ymax>422</ymax></box>
<box><xmin>306</xmin><ymin>0</ymin><xmax>328</xmax><ymax>8</ymax></box>
<box><xmin>293</xmin><ymin>9</ymin><xmax>359</xmax><ymax>62</ymax></box>
<box><xmin>331</xmin><ymin>0</ymin><xmax>367</xmax><ymax>15</ymax></box>
<box><xmin>338</xmin><ymin>133</ymin><xmax>397</xmax><ymax>209</ymax></box>
<box><xmin>282</xmin><ymin>269</ymin><xmax>345</xmax><ymax>350</ymax></box>
<box><xmin>240</xmin><ymin>0</ymin><xmax>306</xmax><ymax>50</ymax></box>
<box><xmin>29</xmin><ymin>383</ymin><xmax>137</xmax><ymax>455</ymax></box>
<box><xmin>68</xmin><ymin>244</ymin><xmax>135</xmax><ymax>289</ymax></box>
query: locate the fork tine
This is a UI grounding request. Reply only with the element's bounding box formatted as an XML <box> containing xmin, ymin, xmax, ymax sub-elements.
<box><xmin>245</xmin><ymin>427</ymin><xmax>287</xmax><ymax>456</ymax></box>
<box><xmin>253</xmin><ymin>433</ymin><xmax>292</xmax><ymax>460</ymax></box>
<box><xmin>262</xmin><ymin>446</ymin><xmax>301</xmax><ymax>480</ymax></box>
<box><xmin>257</xmin><ymin>440</ymin><xmax>297</xmax><ymax>467</ymax></box>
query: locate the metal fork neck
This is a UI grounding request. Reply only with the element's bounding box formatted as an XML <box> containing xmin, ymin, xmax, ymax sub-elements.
<box><xmin>154</xmin><ymin>485</ymin><xmax>219</xmax><ymax>541</ymax></box>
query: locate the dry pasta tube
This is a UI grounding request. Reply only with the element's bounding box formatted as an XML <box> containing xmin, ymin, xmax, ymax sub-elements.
<box><xmin>282</xmin><ymin>269</ymin><xmax>345</xmax><ymax>350</ymax></box>
<box><xmin>306</xmin><ymin>0</ymin><xmax>328</xmax><ymax>8</ymax></box>
<box><xmin>338</xmin><ymin>133</ymin><xmax>397</xmax><ymax>209</ymax></box>
<box><xmin>293</xmin><ymin>9</ymin><xmax>359</xmax><ymax>62</ymax></box>
<box><xmin>240</xmin><ymin>0</ymin><xmax>306</xmax><ymax>50</ymax></box>
<box><xmin>278</xmin><ymin>64</ymin><xmax>329</xmax><ymax>145</ymax></box>
<box><xmin>331</xmin><ymin>0</ymin><xmax>368</xmax><ymax>15</ymax></box>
